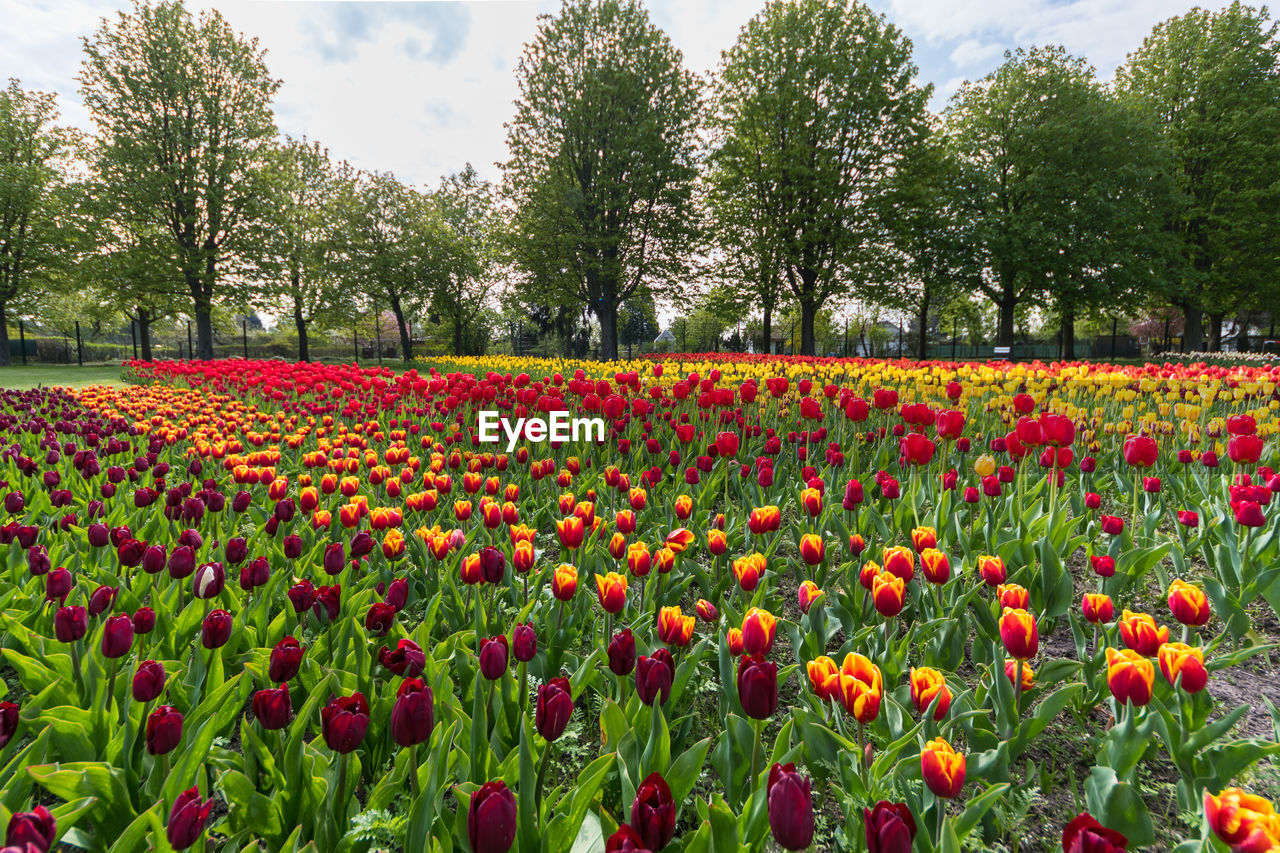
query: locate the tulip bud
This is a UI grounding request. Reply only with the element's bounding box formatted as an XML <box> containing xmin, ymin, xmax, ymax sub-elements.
<box><xmin>146</xmin><ymin>705</ymin><xmax>184</xmax><ymax>754</ymax></box>
<box><xmin>101</xmin><ymin>613</ymin><xmax>134</xmax><ymax>658</ymax></box>
<box><xmin>391</xmin><ymin>678</ymin><xmax>435</xmax><ymax>747</ymax></box>
<box><xmin>200</xmin><ymin>609</ymin><xmax>232</xmax><ymax>649</ymax></box>
<box><xmin>5</xmin><ymin>805</ymin><xmax>55</xmax><ymax>852</ymax></box>
<box><xmin>468</xmin><ymin>781</ymin><xmax>517</xmax><ymax>853</ymax></box>
<box><xmin>608</xmin><ymin>629</ymin><xmax>636</xmax><ymax>676</ymax></box>
<box><xmin>766</xmin><ymin>763</ymin><xmax>814</xmax><ymax>851</ymax></box>
<box><xmin>512</xmin><ymin>623</ymin><xmax>537</xmax><ymax>662</ymax></box>
<box><xmin>54</xmin><ymin>606</ymin><xmax>87</xmax><ymax>643</ymax></box>
<box><xmin>132</xmin><ymin>659</ymin><xmax>166</xmax><ymax>703</ymax></box>
<box><xmin>634</xmin><ymin>649</ymin><xmax>674</xmax><ymax>706</ymax></box>
<box><xmin>165</xmin><ymin>787</ymin><xmax>212</xmax><ymax>850</ymax></box>
<box><xmin>478</xmin><ymin>635</ymin><xmax>509</xmax><ymax>680</ymax></box>
<box><xmin>321</xmin><ymin>692</ymin><xmax>370</xmax><ymax>753</ymax></box>
<box><xmin>535</xmin><ymin>676</ymin><xmax>574</xmax><ymax>742</ymax></box>
<box><xmin>252</xmin><ymin>685</ymin><xmax>292</xmax><ymax>730</ymax></box>
<box><xmin>269</xmin><ymin>636</ymin><xmax>304</xmax><ymax>683</ymax></box>
<box><xmin>630</xmin><ymin>773</ymin><xmax>676</xmax><ymax>853</ymax></box>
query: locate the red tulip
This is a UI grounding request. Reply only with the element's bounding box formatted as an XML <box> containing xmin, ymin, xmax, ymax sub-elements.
<box><xmin>468</xmin><ymin>781</ymin><xmax>516</xmax><ymax>853</ymax></box>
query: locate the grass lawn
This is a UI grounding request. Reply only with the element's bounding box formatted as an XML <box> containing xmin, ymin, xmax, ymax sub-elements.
<box><xmin>0</xmin><ymin>363</ymin><xmax>128</xmax><ymax>390</ymax></box>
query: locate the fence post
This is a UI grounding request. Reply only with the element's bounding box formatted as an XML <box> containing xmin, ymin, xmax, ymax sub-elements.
<box><xmin>952</xmin><ymin>320</ymin><xmax>958</xmax><ymax>360</ymax></box>
<box><xmin>187</xmin><ymin>322</ymin><xmax>193</xmax><ymax>360</ymax></box>
<box><xmin>242</xmin><ymin>320</ymin><xmax>248</xmax><ymax>359</ymax></box>
<box><xmin>18</xmin><ymin>321</ymin><xmax>26</xmax><ymax>366</ymax></box>
<box><xmin>131</xmin><ymin>320</ymin><xmax>137</xmax><ymax>360</ymax></box>
<box><xmin>75</xmin><ymin>321</ymin><xmax>83</xmax><ymax>366</ymax></box>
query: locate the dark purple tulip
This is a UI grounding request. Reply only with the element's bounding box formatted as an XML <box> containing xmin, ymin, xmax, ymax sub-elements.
<box><xmin>167</xmin><ymin>545</ymin><xmax>196</xmax><ymax>580</ymax></box>
<box><xmin>165</xmin><ymin>787</ymin><xmax>211</xmax><ymax>849</ymax></box>
<box><xmin>252</xmin><ymin>685</ymin><xmax>291</xmax><ymax>730</ymax></box>
<box><xmin>133</xmin><ymin>487</ymin><xmax>155</xmax><ymax>508</ymax></box>
<box><xmin>385</xmin><ymin>577</ymin><xmax>408</xmax><ymax>611</ymax></box>
<box><xmin>350</xmin><ymin>531</ymin><xmax>374</xmax><ymax>558</ymax></box>
<box><xmin>269</xmin><ymin>636</ymin><xmax>304</xmax><ymax>682</ymax></box>
<box><xmin>634</xmin><ymin>649</ymin><xmax>673</xmax><ymax>706</ymax></box>
<box><xmin>16</xmin><ymin>526</ymin><xmax>38</xmax><ymax>550</ymax></box>
<box><xmin>101</xmin><ymin>613</ymin><xmax>133</xmax><ymax>658</ymax></box>
<box><xmin>390</xmin><ymin>678</ymin><xmax>435</xmax><ymax>747</ymax></box>
<box><xmin>313</xmin><ymin>585</ymin><xmax>341</xmax><ymax>622</ymax></box>
<box><xmin>283</xmin><ymin>534</ymin><xmax>303</xmax><ymax>559</ymax></box>
<box><xmin>288</xmin><ymin>580</ymin><xmax>317</xmax><ymax>614</ymax></box>
<box><xmin>108</xmin><ymin>525</ymin><xmax>130</xmax><ymax>547</ymax></box>
<box><xmin>4</xmin><ymin>491</ymin><xmax>24</xmax><ymax>514</ymax></box>
<box><xmin>116</xmin><ymin>538</ymin><xmax>146</xmax><ymax>568</ymax></box>
<box><xmin>737</xmin><ymin>655</ymin><xmax>778</xmax><ymax>720</ymax></box>
<box><xmin>44</xmin><ymin>568</ymin><xmax>72</xmax><ymax>603</ymax></box>
<box><xmin>364</xmin><ymin>602</ymin><xmax>396</xmax><ymax>637</ymax></box>
<box><xmin>608</xmin><ymin>629</ymin><xmax>636</xmax><ymax>676</ymax></box>
<box><xmin>536</xmin><ymin>676</ymin><xmax>574</xmax><ymax>742</ymax></box>
<box><xmin>132</xmin><ymin>660</ymin><xmax>166</xmax><ymax>702</ymax></box>
<box><xmin>0</xmin><ymin>701</ymin><xmax>18</xmax><ymax>749</ymax></box>
<box><xmin>232</xmin><ymin>491</ymin><xmax>252</xmax><ymax>513</ymax></box>
<box><xmin>146</xmin><ymin>705</ymin><xmax>183</xmax><ymax>754</ymax></box>
<box><xmin>321</xmin><ymin>692</ymin><xmax>370</xmax><ymax>753</ymax></box>
<box><xmin>479</xmin><ymin>546</ymin><xmax>505</xmax><ymax>583</ymax></box>
<box><xmin>767</xmin><ymin>763</ymin><xmax>814</xmax><ymax>851</ymax></box>
<box><xmin>224</xmin><ymin>537</ymin><xmax>247</xmax><ymax>565</ymax></box>
<box><xmin>468</xmin><ymin>781</ymin><xmax>516</xmax><ymax>853</ymax></box>
<box><xmin>132</xmin><ymin>607</ymin><xmax>155</xmax><ymax>635</ymax></box>
<box><xmin>479</xmin><ymin>635</ymin><xmax>508</xmax><ymax>680</ymax></box>
<box><xmin>178</xmin><ymin>528</ymin><xmax>202</xmax><ymax>549</ymax></box>
<box><xmin>865</xmin><ymin>801</ymin><xmax>917</xmax><ymax>853</ymax></box>
<box><xmin>26</xmin><ymin>545</ymin><xmax>49</xmax><ymax>576</ymax></box>
<box><xmin>274</xmin><ymin>498</ymin><xmax>295</xmax><ymax>523</ymax></box>
<box><xmin>54</xmin><ymin>606</ymin><xmax>87</xmax><ymax>643</ymax></box>
<box><xmin>630</xmin><ymin>773</ymin><xmax>676</xmax><ymax>852</ymax></box>
<box><xmin>4</xmin><ymin>805</ymin><xmax>54</xmax><ymax>852</ymax></box>
<box><xmin>141</xmin><ymin>544</ymin><xmax>166</xmax><ymax>575</ymax></box>
<box><xmin>193</xmin><ymin>562</ymin><xmax>225</xmax><ymax>599</ymax></box>
<box><xmin>200</xmin><ymin>609</ymin><xmax>232</xmax><ymax>649</ymax></box>
<box><xmin>512</xmin><ymin>623</ymin><xmax>537</xmax><ymax>663</ymax></box>
<box><xmin>88</xmin><ymin>585</ymin><xmax>117</xmax><ymax>617</ymax></box>
<box><xmin>87</xmin><ymin>523</ymin><xmax>110</xmax><ymax>548</ymax></box>
<box><xmin>605</xmin><ymin>825</ymin><xmax>652</xmax><ymax>852</ymax></box>
<box><xmin>379</xmin><ymin>639</ymin><xmax>425</xmax><ymax>677</ymax></box>
<box><xmin>323</xmin><ymin>542</ymin><xmax>345</xmax><ymax>576</ymax></box>
<box><xmin>238</xmin><ymin>557</ymin><xmax>269</xmax><ymax>591</ymax></box>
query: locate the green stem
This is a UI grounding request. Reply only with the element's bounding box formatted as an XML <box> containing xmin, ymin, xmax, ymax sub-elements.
<box><xmin>750</xmin><ymin>717</ymin><xmax>763</xmax><ymax>793</ymax></box>
<box><xmin>534</xmin><ymin>740</ymin><xmax>554</xmax><ymax>807</ymax></box>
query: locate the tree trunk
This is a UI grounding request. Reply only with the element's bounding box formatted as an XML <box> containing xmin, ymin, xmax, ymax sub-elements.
<box><xmin>1237</xmin><ymin>313</ymin><xmax>1252</xmax><ymax>352</ymax></box>
<box><xmin>454</xmin><ymin>314</ymin><xmax>464</xmax><ymax>357</ymax></box>
<box><xmin>800</xmin><ymin>302</ymin><xmax>816</xmax><ymax>357</ymax></box>
<box><xmin>195</xmin><ymin>305</ymin><xmax>214</xmax><ymax>360</ymax></box>
<box><xmin>761</xmin><ymin>304</ymin><xmax>772</xmax><ymax>355</ymax></box>
<box><xmin>1208</xmin><ymin>313</ymin><xmax>1224</xmax><ymax>352</ymax></box>
<box><xmin>597</xmin><ymin>298</ymin><xmax>619</xmax><ymax>361</ymax></box>
<box><xmin>293</xmin><ymin>295</ymin><xmax>309</xmax><ymax>362</ymax></box>
<box><xmin>916</xmin><ymin>288</ymin><xmax>930</xmax><ymax>361</ymax></box>
<box><xmin>1061</xmin><ymin>305</ymin><xmax>1076</xmax><ymax>360</ymax></box>
<box><xmin>137</xmin><ymin>308</ymin><xmax>153</xmax><ymax>361</ymax></box>
<box><xmin>0</xmin><ymin>300</ymin><xmax>10</xmax><ymax>367</ymax></box>
<box><xmin>1183</xmin><ymin>306</ymin><xmax>1203</xmax><ymax>352</ymax></box>
<box><xmin>997</xmin><ymin>299</ymin><xmax>1015</xmax><ymax>347</ymax></box>
<box><xmin>388</xmin><ymin>294</ymin><xmax>412</xmax><ymax>362</ymax></box>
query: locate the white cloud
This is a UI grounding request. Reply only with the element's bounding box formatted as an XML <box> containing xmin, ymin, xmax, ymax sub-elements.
<box><xmin>1</xmin><ymin>0</ymin><xmax>1205</xmax><ymax>187</ymax></box>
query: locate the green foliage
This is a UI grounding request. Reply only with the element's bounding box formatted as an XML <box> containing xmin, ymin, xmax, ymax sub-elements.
<box><xmin>709</xmin><ymin>0</ymin><xmax>930</xmax><ymax>355</ymax></box>
<box><xmin>1116</xmin><ymin>2</ymin><xmax>1280</xmax><ymax>348</ymax></box>
<box><xmin>503</xmin><ymin>0</ymin><xmax>703</xmax><ymax>359</ymax></box>
<box><xmin>79</xmin><ymin>0</ymin><xmax>279</xmax><ymax>358</ymax></box>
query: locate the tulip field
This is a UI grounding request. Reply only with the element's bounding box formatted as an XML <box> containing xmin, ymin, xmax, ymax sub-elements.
<box><xmin>4</xmin><ymin>355</ymin><xmax>1280</xmax><ymax>853</ymax></box>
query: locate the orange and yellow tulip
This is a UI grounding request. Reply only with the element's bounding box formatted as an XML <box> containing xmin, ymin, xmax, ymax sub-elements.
<box><xmin>594</xmin><ymin>572</ymin><xmax>628</xmax><ymax>614</ymax></box>
<box><xmin>1105</xmin><ymin>647</ymin><xmax>1155</xmax><ymax>706</ymax></box>
<box><xmin>921</xmin><ymin>737</ymin><xmax>965</xmax><ymax>798</ymax></box>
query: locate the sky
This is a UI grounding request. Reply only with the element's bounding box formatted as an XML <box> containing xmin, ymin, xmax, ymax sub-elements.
<box><xmin>2</xmin><ymin>0</ymin><xmax>1203</xmax><ymax>191</ymax></box>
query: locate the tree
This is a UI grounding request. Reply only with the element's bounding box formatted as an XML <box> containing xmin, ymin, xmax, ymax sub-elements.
<box><xmin>80</xmin><ymin>0</ymin><xmax>279</xmax><ymax>360</ymax></box>
<box><xmin>503</xmin><ymin>0</ymin><xmax>702</xmax><ymax>360</ymax></box>
<box><xmin>255</xmin><ymin>137</ymin><xmax>341</xmax><ymax>361</ymax></box>
<box><xmin>333</xmin><ymin>169</ymin><xmax>442</xmax><ymax>362</ymax></box>
<box><xmin>618</xmin><ymin>295</ymin><xmax>659</xmax><ymax>358</ymax></box>
<box><xmin>945</xmin><ymin>46</ymin><xmax>1168</xmax><ymax>349</ymax></box>
<box><xmin>880</xmin><ymin>127</ymin><xmax>975</xmax><ymax>360</ymax></box>
<box><xmin>1116</xmin><ymin>3</ymin><xmax>1280</xmax><ymax>351</ymax></box>
<box><xmin>431</xmin><ymin>164</ymin><xmax>497</xmax><ymax>356</ymax></box>
<box><xmin>0</xmin><ymin>80</ymin><xmax>78</xmax><ymax>366</ymax></box>
<box><xmin>710</xmin><ymin>0</ymin><xmax>929</xmax><ymax>356</ymax></box>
